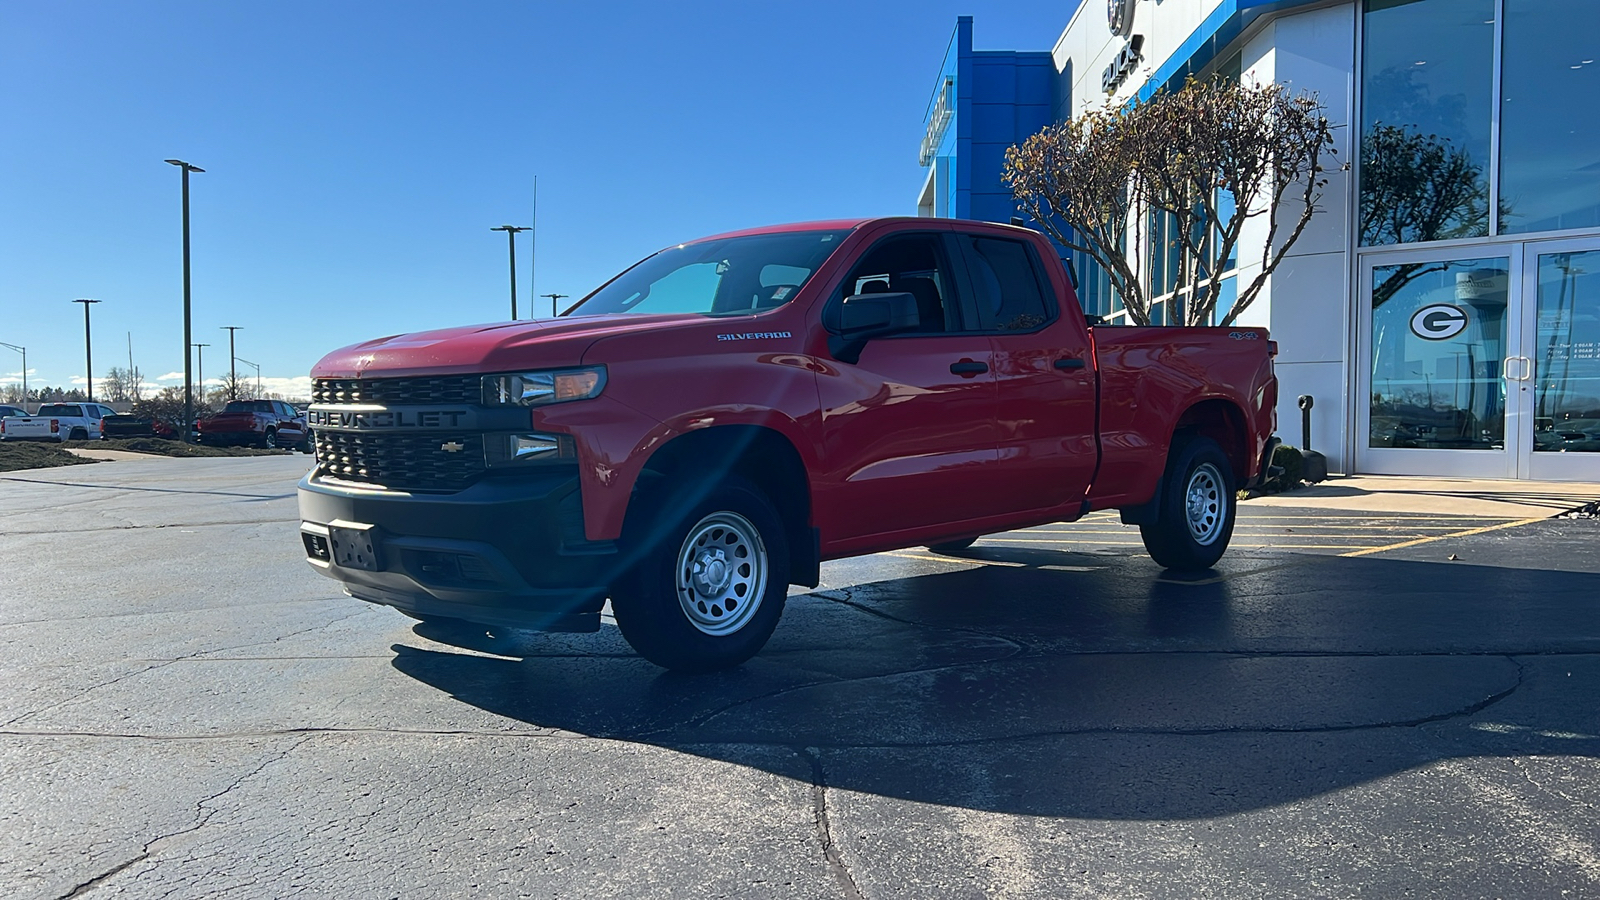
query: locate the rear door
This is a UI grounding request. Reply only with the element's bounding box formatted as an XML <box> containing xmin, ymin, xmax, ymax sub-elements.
<box><xmin>952</xmin><ymin>230</ymin><xmax>1099</xmax><ymax>514</ymax></box>
<box><xmin>815</xmin><ymin>229</ymin><xmax>1007</xmax><ymax>541</ymax></box>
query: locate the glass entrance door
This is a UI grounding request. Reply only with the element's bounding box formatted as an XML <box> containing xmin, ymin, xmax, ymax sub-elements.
<box><xmin>1359</xmin><ymin>239</ymin><xmax>1600</xmax><ymax>480</ymax></box>
<box><xmin>1521</xmin><ymin>239</ymin><xmax>1600</xmax><ymax>480</ymax></box>
<box><xmin>1358</xmin><ymin>247</ymin><xmax>1525</xmax><ymax>477</ymax></box>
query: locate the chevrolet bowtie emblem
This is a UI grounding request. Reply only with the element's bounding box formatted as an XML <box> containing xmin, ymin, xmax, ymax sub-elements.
<box><xmin>440</xmin><ymin>441</ymin><xmax>465</xmax><ymax>453</ymax></box>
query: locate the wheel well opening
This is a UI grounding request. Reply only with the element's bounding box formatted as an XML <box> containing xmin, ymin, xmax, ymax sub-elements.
<box><xmin>635</xmin><ymin>425</ymin><xmax>816</xmax><ymax>585</ymax></box>
<box><xmin>1174</xmin><ymin>400</ymin><xmax>1249</xmax><ymax>484</ymax></box>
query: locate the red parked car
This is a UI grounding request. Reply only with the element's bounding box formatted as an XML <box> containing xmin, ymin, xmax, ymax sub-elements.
<box><xmin>299</xmin><ymin>217</ymin><xmax>1279</xmax><ymax>670</ymax></box>
<box><xmin>199</xmin><ymin>399</ymin><xmax>311</xmax><ymax>451</ymax></box>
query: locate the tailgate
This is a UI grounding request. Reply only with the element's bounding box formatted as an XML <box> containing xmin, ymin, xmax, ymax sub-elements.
<box><xmin>3</xmin><ymin>417</ymin><xmax>57</xmax><ymax>437</ymax></box>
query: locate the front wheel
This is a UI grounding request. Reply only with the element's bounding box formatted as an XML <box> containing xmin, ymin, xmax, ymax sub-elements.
<box><xmin>1139</xmin><ymin>436</ymin><xmax>1237</xmax><ymax>571</ymax></box>
<box><xmin>611</xmin><ymin>477</ymin><xmax>789</xmax><ymax>672</ymax></box>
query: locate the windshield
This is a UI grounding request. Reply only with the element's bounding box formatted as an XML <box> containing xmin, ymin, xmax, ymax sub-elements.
<box><xmin>38</xmin><ymin>404</ymin><xmax>82</xmax><ymax>416</ymax></box>
<box><xmin>568</xmin><ymin>230</ymin><xmax>848</xmax><ymax>317</ymax></box>
<box><xmin>223</xmin><ymin>401</ymin><xmax>273</xmax><ymax>413</ymax></box>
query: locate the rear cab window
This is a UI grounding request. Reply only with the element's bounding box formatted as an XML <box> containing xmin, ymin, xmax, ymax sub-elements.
<box><xmin>954</xmin><ymin>234</ymin><xmax>1055</xmax><ymax>332</ymax></box>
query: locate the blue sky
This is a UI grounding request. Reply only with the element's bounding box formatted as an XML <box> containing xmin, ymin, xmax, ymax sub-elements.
<box><xmin>1</xmin><ymin>0</ymin><xmax>1079</xmax><ymax>398</ymax></box>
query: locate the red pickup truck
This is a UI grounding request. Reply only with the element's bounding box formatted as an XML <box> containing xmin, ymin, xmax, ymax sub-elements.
<box><xmin>299</xmin><ymin>218</ymin><xmax>1278</xmax><ymax>670</ymax></box>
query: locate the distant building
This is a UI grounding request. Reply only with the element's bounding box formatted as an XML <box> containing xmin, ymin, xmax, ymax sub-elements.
<box><xmin>919</xmin><ymin>1</ymin><xmax>1600</xmax><ymax>482</ymax></box>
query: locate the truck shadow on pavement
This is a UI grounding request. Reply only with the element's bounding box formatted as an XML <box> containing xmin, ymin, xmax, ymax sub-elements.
<box><xmin>390</xmin><ymin>548</ymin><xmax>1600</xmax><ymax>820</ymax></box>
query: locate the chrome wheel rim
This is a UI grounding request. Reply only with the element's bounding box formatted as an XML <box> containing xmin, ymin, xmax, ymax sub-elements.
<box><xmin>675</xmin><ymin>511</ymin><xmax>767</xmax><ymax>637</ymax></box>
<box><xmin>1185</xmin><ymin>463</ymin><xmax>1227</xmax><ymax>546</ymax></box>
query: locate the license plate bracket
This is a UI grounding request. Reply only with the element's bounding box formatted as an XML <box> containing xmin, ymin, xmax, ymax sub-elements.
<box><xmin>328</xmin><ymin>520</ymin><xmax>382</xmax><ymax>572</ymax></box>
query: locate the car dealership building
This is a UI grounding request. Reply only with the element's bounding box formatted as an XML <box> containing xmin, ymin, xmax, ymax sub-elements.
<box><xmin>919</xmin><ymin>0</ymin><xmax>1599</xmax><ymax>481</ymax></box>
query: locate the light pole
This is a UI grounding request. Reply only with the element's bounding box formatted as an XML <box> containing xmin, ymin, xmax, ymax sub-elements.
<box><xmin>541</xmin><ymin>293</ymin><xmax>569</xmax><ymax>318</ymax></box>
<box><xmin>166</xmin><ymin>158</ymin><xmax>204</xmax><ymax>440</ymax></box>
<box><xmin>491</xmin><ymin>225</ymin><xmax>532</xmax><ymax>320</ymax></box>
<box><xmin>220</xmin><ymin>326</ymin><xmax>242</xmax><ymax>399</ymax></box>
<box><xmin>73</xmin><ymin>298</ymin><xmax>102</xmax><ymax>401</ymax></box>
<box><xmin>192</xmin><ymin>343</ymin><xmax>210</xmax><ymax>404</ymax></box>
<box><xmin>0</xmin><ymin>342</ymin><xmax>24</xmax><ymax>408</ymax></box>
<box><xmin>235</xmin><ymin>357</ymin><xmax>262</xmax><ymax>397</ymax></box>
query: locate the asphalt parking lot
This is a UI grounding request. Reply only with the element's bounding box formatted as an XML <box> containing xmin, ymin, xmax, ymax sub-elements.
<box><xmin>3</xmin><ymin>456</ymin><xmax>1599</xmax><ymax>899</ymax></box>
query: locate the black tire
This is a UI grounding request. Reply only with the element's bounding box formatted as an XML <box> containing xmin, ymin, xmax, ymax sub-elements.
<box><xmin>927</xmin><ymin>536</ymin><xmax>978</xmax><ymax>554</ymax></box>
<box><xmin>300</xmin><ymin>431</ymin><xmax>315</xmax><ymax>455</ymax></box>
<box><xmin>69</xmin><ymin>428</ymin><xmax>88</xmax><ymax>441</ymax></box>
<box><xmin>610</xmin><ymin>476</ymin><xmax>789</xmax><ymax>672</ymax></box>
<box><xmin>1139</xmin><ymin>436</ymin><xmax>1237</xmax><ymax>571</ymax></box>
<box><xmin>261</xmin><ymin>428</ymin><xmax>278</xmax><ymax>449</ymax></box>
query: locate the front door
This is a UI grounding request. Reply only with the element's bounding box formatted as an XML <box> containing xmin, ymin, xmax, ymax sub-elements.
<box><xmin>1520</xmin><ymin>239</ymin><xmax>1600</xmax><ymax>481</ymax></box>
<box><xmin>1357</xmin><ymin>239</ymin><xmax>1600</xmax><ymax>480</ymax></box>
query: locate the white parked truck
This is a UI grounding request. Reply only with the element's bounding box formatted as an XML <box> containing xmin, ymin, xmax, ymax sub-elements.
<box><xmin>0</xmin><ymin>402</ymin><xmax>116</xmax><ymax>442</ymax></box>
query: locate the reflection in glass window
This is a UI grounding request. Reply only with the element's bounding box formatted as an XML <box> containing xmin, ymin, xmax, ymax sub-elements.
<box><xmin>1359</xmin><ymin>0</ymin><xmax>1495</xmax><ymax>246</ymax></box>
<box><xmin>1499</xmin><ymin>0</ymin><xmax>1600</xmax><ymax>235</ymax></box>
<box><xmin>1370</xmin><ymin>257</ymin><xmax>1510</xmax><ymax>449</ymax></box>
<box><xmin>1533</xmin><ymin>252</ymin><xmax>1600</xmax><ymax>453</ymax></box>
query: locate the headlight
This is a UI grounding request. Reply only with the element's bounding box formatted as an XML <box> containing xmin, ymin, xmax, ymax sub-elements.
<box><xmin>484</xmin><ymin>432</ymin><xmax>577</xmax><ymax>467</ymax></box>
<box><xmin>482</xmin><ymin>367</ymin><xmax>606</xmax><ymax>407</ymax></box>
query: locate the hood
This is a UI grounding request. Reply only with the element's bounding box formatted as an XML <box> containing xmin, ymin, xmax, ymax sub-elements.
<box><xmin>311</xmin><ymin>313</ymin><xmax>706</xmax><ymax>378</ymax></box>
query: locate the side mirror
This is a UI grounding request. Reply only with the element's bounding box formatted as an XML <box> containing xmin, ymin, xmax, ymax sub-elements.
<box><xmin>830</xmin><ymin>292</ymin><xmax>920</xmax><ymax>364</ymax></box>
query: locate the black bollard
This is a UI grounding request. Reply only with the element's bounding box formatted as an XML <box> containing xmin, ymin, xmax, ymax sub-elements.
<box><xmin>1297</xmin><ymin>394</ymin><xmax>1329</xmax><ymax>482</ymax></box>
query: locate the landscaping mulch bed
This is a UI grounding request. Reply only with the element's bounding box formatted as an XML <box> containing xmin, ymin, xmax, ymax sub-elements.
<box><xmin>0</xmin><ymin>442</ymin><xmax>103</xmax><ymax>473</ymax></box>
<box><xmin>61</xmin><ymin>438</ymin><xmax>292</xmax><ymax>458</ymax></box>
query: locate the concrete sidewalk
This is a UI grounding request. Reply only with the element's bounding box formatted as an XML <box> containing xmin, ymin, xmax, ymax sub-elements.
<box><xmin>1247</xmin><ymin>474</ymin><xmax>1600</xmax><ymax>519</ymax></box>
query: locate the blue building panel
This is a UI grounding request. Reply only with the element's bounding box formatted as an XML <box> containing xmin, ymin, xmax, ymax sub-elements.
<box><xmin>918</xmin><ymin>17</ymin><xmax>1055</xmax><ymax>222</ymax></box>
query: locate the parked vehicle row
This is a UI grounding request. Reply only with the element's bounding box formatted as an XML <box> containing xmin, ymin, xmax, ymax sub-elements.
<box><xmin>2</xmin><ymin>400</ymin><xmax>310</xmax><ymax>452</ymax></box>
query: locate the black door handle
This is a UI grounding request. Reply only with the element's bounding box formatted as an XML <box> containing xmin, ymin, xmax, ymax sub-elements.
<box><xmin>1054</xmin><ymin>358</ymin><xmax>1086</xmax><ymax>370</ymax></box>
<box><xmin>950</xmin><ymin>361</ymin><xmax>989</xmax><ymax>375</ymax></box>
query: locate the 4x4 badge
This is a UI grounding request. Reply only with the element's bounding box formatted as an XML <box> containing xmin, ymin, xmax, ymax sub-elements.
<box><xmin>440</xmin><ymin>441</ymin><xmax>465</xmax><ymax>453</ymax></box>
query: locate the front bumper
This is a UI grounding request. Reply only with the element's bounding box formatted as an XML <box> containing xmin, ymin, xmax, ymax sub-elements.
<box><xmin>297</xmin><ymin>469</ymin><xmax>617</xmax><ymax>632</ymax></box>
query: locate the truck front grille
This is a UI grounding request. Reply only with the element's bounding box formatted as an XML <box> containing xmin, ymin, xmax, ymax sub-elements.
<box><xmin>314</xmin><ymin>431</ymin><xmax>485</xmax><ymax>492</ymax></box>
<box><xmin>312</xmin><ymin>376</ymin><xmax>481</xmax><ymax>406</ymax></box>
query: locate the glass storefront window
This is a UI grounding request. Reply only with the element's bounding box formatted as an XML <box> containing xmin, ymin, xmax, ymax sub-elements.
<box><xmin>1370</xmin><ymin>257</ymin><xmax>1510</xmax><ymax>449</ymax></box>
<box><xmin>1359</xmin><ymin>0</ymin><xmax>1495</xmax><ymax>246</ymax></box>
<box><xmin>1533</xmin><ymin>251</ymin><xmax>1600</xmax><ymax>452</ymax></box>
<box><xmin>1499</xmin><ymin>1</ymin><xmax>1600</xmax><ymax>235</ymax></box>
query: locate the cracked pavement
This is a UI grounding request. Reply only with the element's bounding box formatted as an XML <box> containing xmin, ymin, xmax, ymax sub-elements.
<box><xmin>2</xmin><ymin>457</ymin><xmax>1599</xmax><ymax>898</ymax></box>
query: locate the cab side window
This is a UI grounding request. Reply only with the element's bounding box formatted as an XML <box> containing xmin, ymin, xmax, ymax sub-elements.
<box><xmin>957</xmin><ymin>235</ymin><xmax>1053</xmax><ymax>332</ymax></box>
<box><xmin>840</xmin><ymin>234</ymin><xmax>964</xmax><ymax>333</ymax></box>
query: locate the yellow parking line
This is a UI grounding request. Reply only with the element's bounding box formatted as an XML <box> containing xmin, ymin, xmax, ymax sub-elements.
<box><xmin>1338</xmin><ymin>516</ymin><xmax>1547</xmax><ymax>557</ymax></box>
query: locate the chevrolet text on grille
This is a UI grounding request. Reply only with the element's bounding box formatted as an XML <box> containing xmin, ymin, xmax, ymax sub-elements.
<box><xmin>308</xmin><ymin>409</ymin><xmax>469</xmax><ymax>429</ymax></box>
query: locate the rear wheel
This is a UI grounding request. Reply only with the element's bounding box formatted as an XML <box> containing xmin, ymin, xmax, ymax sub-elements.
<box><xmin>1139</xmin><ymin>436</ymin><xmax>1237</xmax><ymax>571</ymax></box>
<box><xmin>927</xmin><ymin>536</ymin><xmax>978</xmax><ymax>554</ymax></box>
<box><xmin>261</xmin><ymin>428</ymin><xmax>278</xmax><ymax>449</ymax></box>
<box><xmin>68</xmin><ymin>427</ymin><xmax>87</xmax><ymax>441</ymax></box>
<box><xmin>611</xmin><ymin>476</ymin><xmax>789</xmax><ymax>672</ymax></box>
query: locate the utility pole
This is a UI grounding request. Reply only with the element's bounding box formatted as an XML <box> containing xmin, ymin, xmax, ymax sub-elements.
<box><xmin>192</xmin><ymin>343</ymin><xmax>210</xmax><ymax>404</ymax></box>
<box><xmin>166</xmin><ymin>159</ymin><xmax>204</xmax><ymax>440</ymax></box>
<box><xmin>541</xmin><ymin>293</ymin><xmax>568</xmax><ymax>318</ymax></box>
<box><xmin>220</xmin><ymin>326</ymin><xmax>243</xmax><ymax>399</ymax></box>
<box><xmin>0</xmin><ymin>342</ymin><xmax>24</xmax><ymax>409</ymax></box>
<box><xmin>73</xmin><ymin>298</ymin><xmax>101</xmax><ymax>400</ymax></box>
<box><xmin>491</xmin><ymin>225</ymin><xmax>532</xmax><ymax>320</ymax></box>
<box><xmin>236</xmin><ymin>357</ymin><xmax>262</xmax><ymax>397</ymax></box>
<box><xmin>531</xmin><ymin>175</ymin><xmax>538</xmax><ymax>315</ymax></box>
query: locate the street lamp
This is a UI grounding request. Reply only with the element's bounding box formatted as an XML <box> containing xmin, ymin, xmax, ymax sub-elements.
<box><xmin>73</xmin><ymin>299</ymin><xmax>102</xmax><ymax>401</ymax></box>
<box><xmin>166</xmin><ymin>158</ymin><xmax>204</xmax><ymax>440</ymax></box>
<box><xmin>191</xmin><ymin>343</ymin><xmax>211</xmax><ymax>404</ymax></box>
<box><xmin>541</xmin><ymin>293</ymin><xmax>569</xmax><ymax>318</ymax></box>
<box><xmin>235</xmin><ymin>357</ymin><xmax>262</xmax><ymax>397</ymax></box>
<box><xmin>0</xmin><ymin>342</ymin><xmax>24</xmax><ymax>408</ymax></box>
<box><xmin>220</xmin><ymin>326</ymin><xmax>243</xmax><ymax>399</ymax></box>
<box><xmin>491</xmin><ymin>225</ymin><xmax>532</xmax><ymax>320</ymax></box>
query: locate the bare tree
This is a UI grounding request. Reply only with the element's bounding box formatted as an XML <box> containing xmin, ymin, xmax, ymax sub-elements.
<box><xmin>1005</xmin><ymin>77</ymin><xmax>1337</xmax><ymax>326</ymax></box>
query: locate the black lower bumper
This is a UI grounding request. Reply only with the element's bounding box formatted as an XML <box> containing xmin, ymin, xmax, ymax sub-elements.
<box><xmin>297</xmin><ymin>470</ymin><xmax>617</xmax><ymax>632</ymax></box>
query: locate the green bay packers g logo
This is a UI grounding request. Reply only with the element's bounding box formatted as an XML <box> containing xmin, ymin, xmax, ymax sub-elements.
<box><xmin>1409</xmin><ymin>303</ymin><xmax>1469</xmax><ymax>341</ymax></box>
